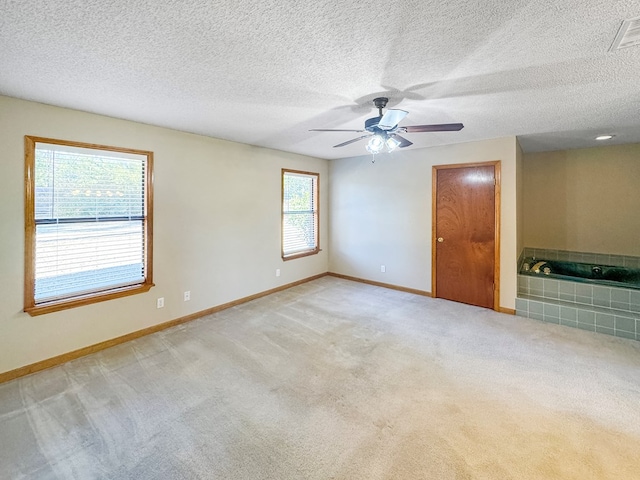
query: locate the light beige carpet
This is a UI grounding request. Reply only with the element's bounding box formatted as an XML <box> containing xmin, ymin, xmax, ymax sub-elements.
<box><xmin>1</xmin><ymin>276</ymin><xmax>639</xmax><ymax>479</ymax></box>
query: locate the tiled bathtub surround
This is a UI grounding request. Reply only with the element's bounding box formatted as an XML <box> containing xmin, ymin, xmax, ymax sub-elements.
<box><xmin>516</xmin><ymin>247</ymin><xmax>640</xmax><ymax>341</ymax></box>
<box><xmin>517</xmin><ymin>274</ymin><xmax>640</xmax><ymax>341</ymax></box>
<box><xmin>521</xmin><ymin>247</ymin><xmax>640</xmax><ymax>268</ymax></box>
<box><xmin>519</xmin><ymin>275</ymin><xmax>640</xmax><ymax>310</ymax></box>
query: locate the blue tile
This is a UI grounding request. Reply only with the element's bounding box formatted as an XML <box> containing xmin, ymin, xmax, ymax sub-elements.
<box><xmin>615</xmin><ymin>316</ymin><xmax>635</xmax><ymax>333</ymax></box>
<box><xmin>595</xmin><ymin>313</ymin><xmax>614</xmax><ymax>329</ymax></box>
<box><xmin>558</xmin><ymin>281</ymin><xmax>575</xmax><ymax>296</ymax></box>
<box><xmin>624</xmin><ymin>257</ymin><xmax>640</xmax><ymax>268</ymax></box>
<box><xmin>576</xmin><ymin>322</ymin><xmax>595</xmax><ymax>332</ymax></box>
<box><xmin>595</xmin><ymin>326</ymin><xmax>615</xmax><ymax>337</ymax></box>
<box><xmin>518</xmin><ymin>276</ymin><xmax>529</xmax><ymax>295</ymax></box>
<box><xmin>560</xmin><ymin>318</ymin><xmax>578</xmax><ymax>328</ymax></box>
<box><xmin>611</xmin><ymin>289</ymin><xmax>630</xmax><ymax>304</ymax></box>
<box><xmin>529</xmin><ymin>301</ymin><xmax>544</xmax><ymax>315</ymax></box>
<box><xmin>535</xmin><ymin>248</ymin><xmax>549</xmax><ymax>258</ymax></box>
<box><xmin>544</xmin><ymin>303</ymin><xmax>560</xmax><ymax>317</ymax></box>
<box><xmin>516</xmin><ymin>310</ymin><xmax>528</xmax><ymax>318</ymax></box>
<box><xmin>530</xmin><ymin>277</ymin><xmax>543</xmax><ymax>292</ymax></box>
<box><xmin>615</xmin><ymin>330</ymin><xmax>636</xmax><ymax>340</ymax></box>
<box><xmin>593</xmin><ymin>286</ymin><xmax>610</xmax><ymax>297</ymax></box>
<box><xmin>630</xmin><ymin>290</ymin><xmax>640</xmax><ymax>306</ymax></box>
<box><xmin>583</xmin><ymin>254</ymin><xmax>597</xmax><ymax>263</ymax></box>
<box><xmin>515</xmin><ymin>298</ymin><xmax>528</xmax><ymax>313</ymax></box>
<box><xmin>577</xmin><ymin>310</ymin><xmax>595</xmax><ymax>326</ymax></box>
<box><xmin>609</xmin><ymin>255</ymin><xmax>624</xmax><ymax>266</ymax></box>
<box><xmin>543</xmin><ymin>280</ymin><xmax>559</xmax><ymax>299</ymax></box>
<box><xmin>612</xmin><ymin>302</ymin><xmax>631</xmax><ymax>311</ymax></box>
<box><xmin>576</xmin><ymin>284</ymin><xmax>593</xmax><ymax>298</ymax></box>
<box><xmin>530</xmin><ymin>313</ymin><xmax>544</xmax><ymax>321</ymax></box>
<box><xmin>593</xmin><ymin>286</ymin><xmax>611</xmax><ymax>308</ymax></box>
<box><xmin>544</xmin><ymin>317</ymin><xmax>560</xmax><ymax>325</ymax></box>
<box><xmin>560</xmin><ymin>306</ymin><xmax>577</xmax><ymax>321</ymax></box>
<box><xmin>575</xmin><ymin>295</ymin><xmax>593</xmax><ymax>306</ymax></box>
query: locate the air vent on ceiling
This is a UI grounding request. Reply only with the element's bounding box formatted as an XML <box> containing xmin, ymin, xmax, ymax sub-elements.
<box><xmin>610</xmin><ymin>16</ymin><xmax>640</xmax><ymax>51</ymax></box>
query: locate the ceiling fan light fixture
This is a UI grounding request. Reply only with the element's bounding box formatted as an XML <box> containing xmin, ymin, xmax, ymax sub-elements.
<box><xmin>366</xmin><ymin>135</ymin><xmax>385</xmax><ymax>154</ymax></box>
<box><xmin>311</xmin><ymin>96</ymin><xmax>463</xmax><ymax>154</ymax></box>
<box><xmin>386</xmin><ymin>136</ymin><xmax>401</xmax><ymax>152</ymax></box>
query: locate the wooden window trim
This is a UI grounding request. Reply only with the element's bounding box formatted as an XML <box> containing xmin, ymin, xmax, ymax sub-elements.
<box><xmin>24</xmin><ymin>136</ymin><xmax>154</xmax><ymax>316</ymax></box>
<box><xmin>281</xmin><ymin>169</ymin><xmax>320</xmax><ymax>261</ymax></box>
<box><xmin>282</xmin><ymin>248</ymin><xmax>321</xmax><ymax>262</ymax></box>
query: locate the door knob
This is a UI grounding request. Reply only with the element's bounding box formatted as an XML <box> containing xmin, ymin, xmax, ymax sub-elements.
<box><xmin>437</xmin><ymin>237</ymin><xmax>444</xmax><ymax>243</ymax></box>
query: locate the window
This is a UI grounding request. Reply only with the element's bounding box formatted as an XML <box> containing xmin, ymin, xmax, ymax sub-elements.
<box><xmin>24</xmin><ymin>136</ymin><xmax>154</xmax><ymax>315</ymax></box>
<box><xmin>281</xmin><ymin>169</ymin><xmax>319</xmax><ymax>260</ymax></box>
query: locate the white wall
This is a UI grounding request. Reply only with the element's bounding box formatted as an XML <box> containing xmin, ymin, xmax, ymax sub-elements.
<box><xmin>328</xmin><ymin>137</ymin><xmax>519</xmax><ymax>310</ymax></box>
<box><xmin>0</xmin><ymin>95</ymin><xmax>328</xmax><ymax>374</ymax></box>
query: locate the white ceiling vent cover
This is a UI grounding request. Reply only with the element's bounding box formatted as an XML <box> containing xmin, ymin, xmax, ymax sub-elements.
<box><xmin>610</xmin><ymin>16</ymin><xmax>640</xmax><ymax>51</ymax></box>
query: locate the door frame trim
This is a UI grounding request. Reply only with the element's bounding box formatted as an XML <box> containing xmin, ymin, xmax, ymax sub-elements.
<box><xmin>431</xmin><ymin>160</ymin><xmax>501</xmax><ymax>311</ymax></box>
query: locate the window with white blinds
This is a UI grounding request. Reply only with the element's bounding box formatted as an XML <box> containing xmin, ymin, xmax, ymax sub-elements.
<box><xmin>282</xmin><ymin>169</ymin><xmax>319</xmax><ymax>259</ymax></box>
<box><xmin>24</xmin><ymin>137</ymin><xmax>154</xmax><ymax>315</ymax></box>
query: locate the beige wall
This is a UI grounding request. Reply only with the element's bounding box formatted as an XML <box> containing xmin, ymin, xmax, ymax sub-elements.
<box><xmin>328</xmin><ymin>137</ymin><xmax>519</xmax><ymax>310</ymax></box>
<box><xmin>522</xmin><ymin>144</ymin><xmax>640</xmax><ymax>256</ymax></box>
<box><xmin>0</xmin><ymin>95</ymin><xmax>328</xmax><ymax>374</ymax></box>
<box><xmin>0</xmin><ymin>94</ymin><xmax>541</xmax><ymax>375</ymax></box>
<box><xmin>516</xmin><ymin>140</ymin><xmax>524</xmax><ymax>258</ymax></box>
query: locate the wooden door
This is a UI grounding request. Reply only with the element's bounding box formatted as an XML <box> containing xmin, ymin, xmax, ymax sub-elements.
<box><xmin>433</xmin><ymin>162</ymin><xmax>499</xmax><ymax>309</ymax></box>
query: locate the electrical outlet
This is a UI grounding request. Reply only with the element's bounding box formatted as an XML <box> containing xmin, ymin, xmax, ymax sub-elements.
<box><xmin>276</xmin><ymin>269</ymin><xmax>281</xmax><ymax>277</ymax></box>
<box><xmin>381</xmin><ymin>265</ymin><xmax>386</xmax><ymax>273</ymax></box>
<box><xmin>156</xmin><ymin>297</ymin><xmax>164</xmax><ymax>308</ymax></box>
<box><xmin>184</xmin><ymin>291</ymin><xmax>191</xmax><ymax>301</ymax></box>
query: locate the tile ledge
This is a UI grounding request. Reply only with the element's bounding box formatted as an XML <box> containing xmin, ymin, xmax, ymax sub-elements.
<box><xmin>517</xmin><ymin>294</ymin><xmax>640</xmax><ymax>319</ymax></box>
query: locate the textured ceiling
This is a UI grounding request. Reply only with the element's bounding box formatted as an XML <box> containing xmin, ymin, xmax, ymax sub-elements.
<box><xmin>1</xmin><ymin>0</ymin><xmax>639</xmax><ymax>159</ymax></box>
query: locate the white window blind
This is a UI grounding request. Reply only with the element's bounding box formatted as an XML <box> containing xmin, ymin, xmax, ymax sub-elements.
<box><xmin>33</xmin><ymin>142</ymin><xmax>148</xmax><ymax>302</ymax></box>
<box><xmin>282</xmin><ymin>170</ymin><xmax>318</xmax><ymax>257</ymax></box>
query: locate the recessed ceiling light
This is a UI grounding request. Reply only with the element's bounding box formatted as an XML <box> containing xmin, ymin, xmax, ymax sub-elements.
<box><xmin>595</xmin><ymin>135</ymin><xmax>614</xmax><ymax>141</ymax></box>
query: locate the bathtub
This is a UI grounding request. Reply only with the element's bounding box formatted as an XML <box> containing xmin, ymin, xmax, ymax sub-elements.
<box><xmin>519</xmin><ymin>257</ymin><xmax>640</xmax><ymax>290</ymax></box>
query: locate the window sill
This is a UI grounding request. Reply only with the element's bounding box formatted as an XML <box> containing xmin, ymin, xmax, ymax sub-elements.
<box><xmin>24</xmin><ymin>282</ymin><xmax>154</xmax><ymax>316</ymax></box>
<box><xmin>282</xmin><ymin>249</ymin><xmax>321</xmax><ymax>262</ymax></box>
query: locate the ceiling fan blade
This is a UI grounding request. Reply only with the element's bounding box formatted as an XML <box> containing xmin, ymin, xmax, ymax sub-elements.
<box><xmin>378</xmin><ymin>109</ymin><xmax>408</xmax><ymax>130</ymax></box>
<box><xmin>333</xmin><ymin>135</ymin><xmax>371</xmax><ymax>148</ymax></box>
<box><xmin>392</xmin><ymin>134</ymin><xmax>413</xmax><ymax>148</ymax></box>
<box><xmin>403</xmin><ymin>123</ymin><xmax>464</xmax><ymax>133</ymax></box>
<box><xmin>310</xmin><ymin>128</ymin><xmax>366</xmax><ymax>132</ymax></box>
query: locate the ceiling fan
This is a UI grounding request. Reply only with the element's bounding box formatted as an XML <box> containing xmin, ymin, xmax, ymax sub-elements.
<box><xmin>310</xmin><ymin>97</ymin><xmax>463</xmax><ymax>154</ymax></box>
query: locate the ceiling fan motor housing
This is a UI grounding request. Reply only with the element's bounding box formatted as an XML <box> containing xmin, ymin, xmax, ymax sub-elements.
<box><xmin>365</xmin><ymin>116</ymin><xmax>384</xmax><ymax>132</ymax></box>
<box><xmin>373</xmin><ymin>97</ymin><xmax>389</xmax><ymax>110</ymax></box>
<box><xmin>309</xmin><ymin>95</ymin><xmax>462</xmax><ymax>149</ymax></box>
